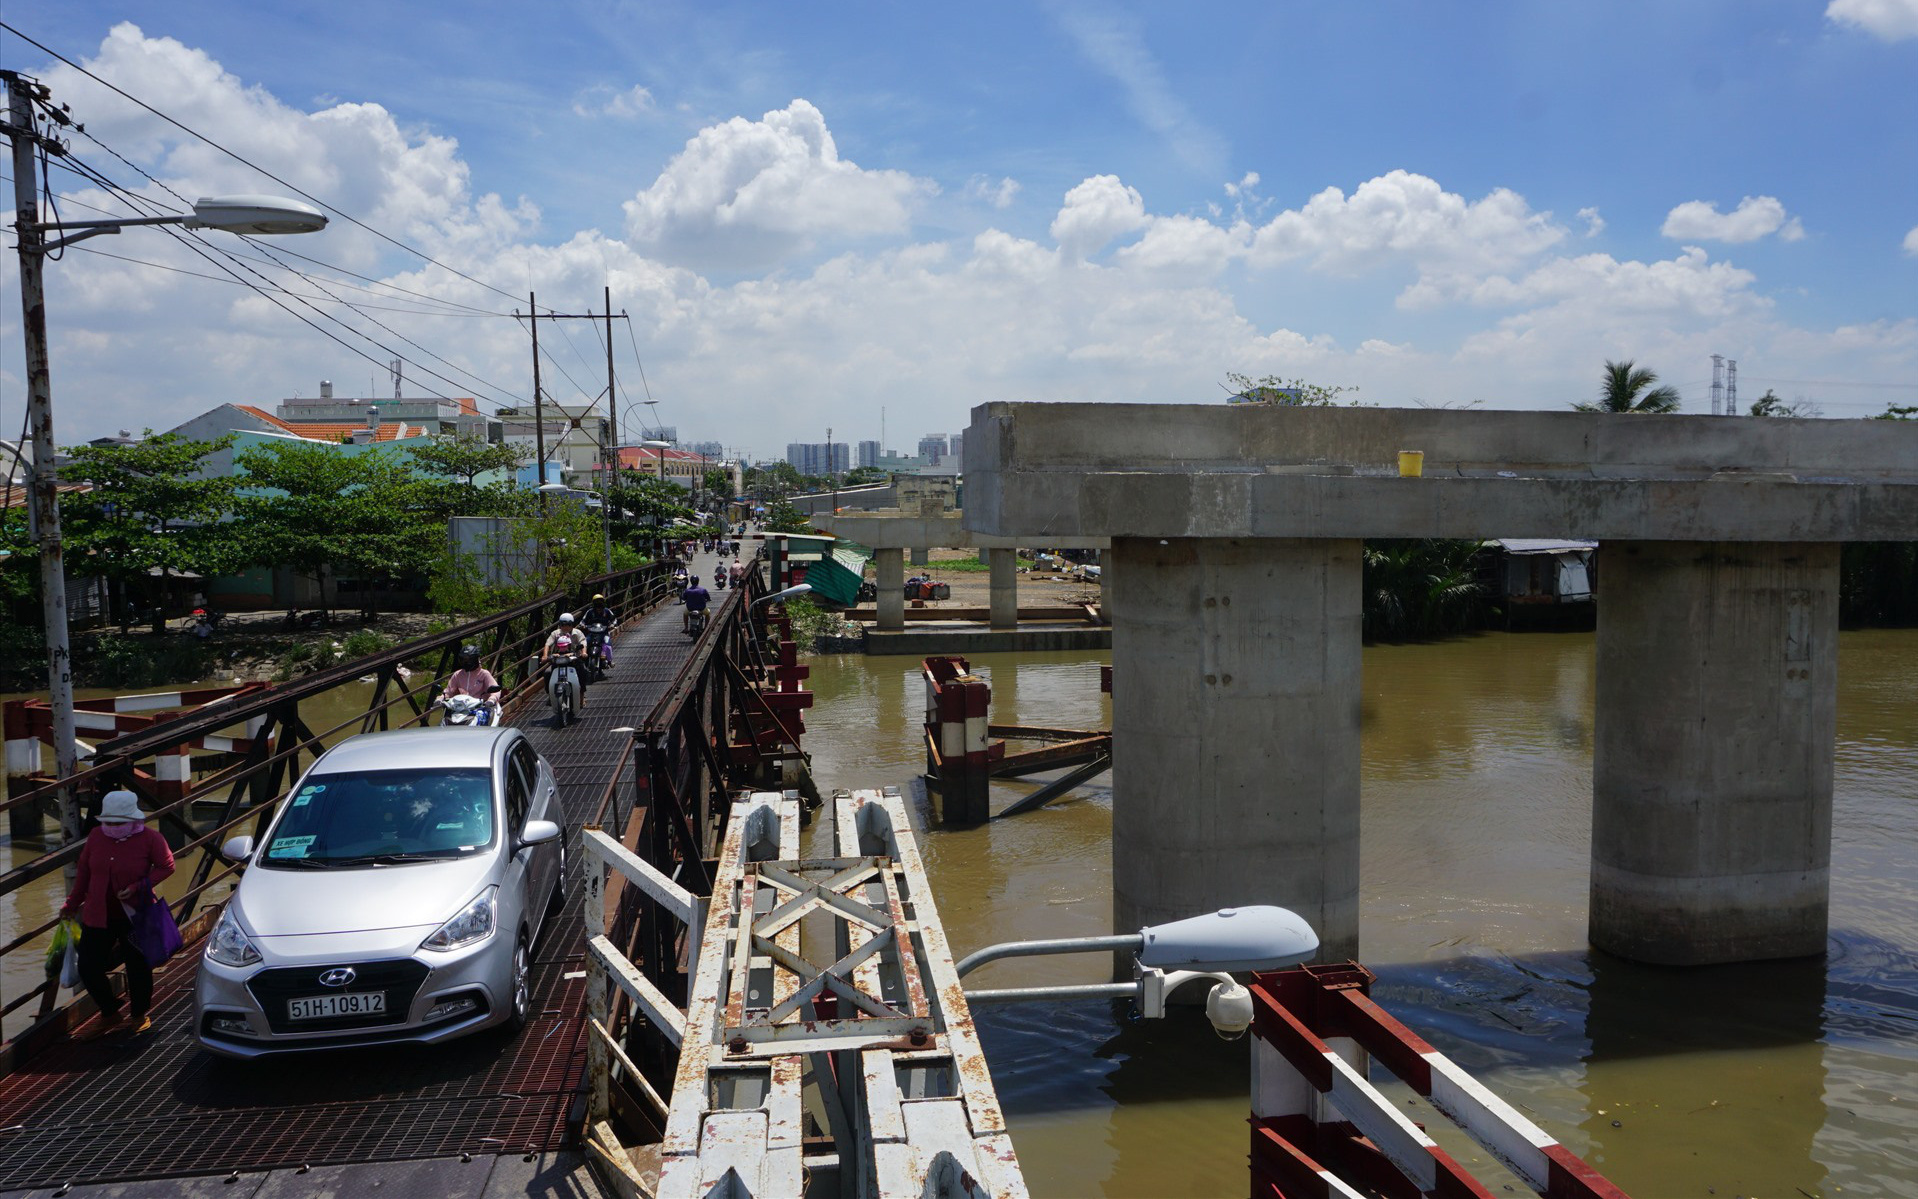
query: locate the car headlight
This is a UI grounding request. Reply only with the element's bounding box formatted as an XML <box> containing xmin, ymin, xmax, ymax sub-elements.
<box><xmin>422</xmin><ymin>887</ymin><xmax>497</xmax><ymax>951</ymax></box>
<box><xmin>206</xmin><ymin>908</ymin><xmax>261</xmax><ymax>967</ymax></box>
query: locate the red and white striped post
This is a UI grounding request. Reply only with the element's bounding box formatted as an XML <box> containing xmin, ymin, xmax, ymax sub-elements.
<box><xmin>922</xmin><ymin>656</ymin><xmax>992</xmax><ymax>824</ymax></box>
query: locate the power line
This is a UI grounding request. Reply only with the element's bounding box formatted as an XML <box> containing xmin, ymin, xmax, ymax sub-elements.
<box><xmin>0</xmin><ymin>21</ymin><xmax>528</xmax><ymax>306</ymax></box>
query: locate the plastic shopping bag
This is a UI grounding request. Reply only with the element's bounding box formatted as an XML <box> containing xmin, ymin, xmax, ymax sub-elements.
<box><xmin>45</xmin><ymin>919</ymin><xmax>81</xmax><ymax>990</ymax></box>
<box><xmin>129</xmin><ymin>896</ymin><xmax>183</xmax><ymax>967</ymax></box>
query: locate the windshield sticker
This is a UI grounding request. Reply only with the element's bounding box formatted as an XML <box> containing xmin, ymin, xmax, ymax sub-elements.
<box><xmin>435</xmin><ymin>821</ymin><xmax>466</xmax><ymax>831</ymax></box>
<box><xmin>268</xmin><ymin>835</ymin><xmax>316</xmax><ymax>859</ymax></box>
<box><xmin>291</xmin><ymin>784</ymin><xmax>324</xmax><ymax>808</ymax></box>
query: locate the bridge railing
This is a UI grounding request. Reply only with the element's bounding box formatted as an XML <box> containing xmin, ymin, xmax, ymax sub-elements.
<box><xmin>0</xmin><ymin>559</ymin><xmax>677</xmax><ymax>1059</ymax></box>
<box><xmin>582</xmin><ymin>551</ymin><xmax>823</xmax><ymax>1143</ymax></box>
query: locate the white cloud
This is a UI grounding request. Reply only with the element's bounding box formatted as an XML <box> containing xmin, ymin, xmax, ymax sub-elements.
<box><xmin>1826</xmin><ymin>0</ymin><xmax>1918</xmax><ymax>41</ymax></box>
<box><xmin>1661</xmin><ymin>196</ymin><xmax>1805</xmax><ymax>243</ymax></box>
<box><xmin>1248</xmin><ymin>170</ymin><xmax>1565</xmax><ymax>275</ymax></box>
<box><xmin>622</xmin><ymin>99</ymin><xmax>933</xmax><ymax>270</ymax></box>
<box><xmin>572</xmin><ymin>84</ymin><xmax>655</xmax><ymax>119</ymax></box>
<box><xmin>10</xmin><ymin>26</ymin><xmax>1914</xmax><ymax>453</ymax></box>
<box><xmin>1049</xmin><ymin>175</ymin><xmax>1148</xmax><ymax>260</ymax></box>
<box><xmin>964</xmin><ymin>175</ymin><xmax>1022</xmax><ymax>209</ymax></box>
<box><xmin>1577</xmin><ymin>207</ymin><xmax>1605</xmax><ymax>237</ymax></box>
<box><xmin>1904</xmin><ymin>225</ymin><xmax>1918</xmax><ymax>255</ymax></box>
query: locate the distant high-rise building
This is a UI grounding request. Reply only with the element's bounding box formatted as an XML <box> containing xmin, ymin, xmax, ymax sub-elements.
<box><xmin>947</xmin><ymin>432</ymin><xmax>964</xmax><ymax>470</ymax></box>
<box><xmin>917</xmin><ymin>434</ymin><xmax>948</xmax><ymax>464</ymax></box>
<box><xmin>857</xmin><ymin>440</ymin><xmax>880</xmax><ymax>469</ymax></box>
<box><xmin>689</xmin><ymin>440</ymin><xmax>725</xmax><ymax>458</ymax></box>
<box><xmin>785</xmin><ymin>442</ymin><xmax>850</xmax><ymax>477</ymax></box>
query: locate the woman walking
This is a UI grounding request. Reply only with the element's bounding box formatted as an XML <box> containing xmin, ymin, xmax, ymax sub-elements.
<box><xmin>59</xmin><ymin>789</ymin><xmax>175</xmax><ymax>1039</ymax></box>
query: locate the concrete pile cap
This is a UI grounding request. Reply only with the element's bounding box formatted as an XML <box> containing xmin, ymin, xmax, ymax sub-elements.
<box><xmin>962</xmin><ymin>402</ymin><xmax>1918</xmax><ymax>542</ymax></box>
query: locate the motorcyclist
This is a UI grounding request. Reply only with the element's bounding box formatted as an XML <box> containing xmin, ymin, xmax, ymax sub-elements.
<box><xmin>681</xmin><ymin>575</ymin><xmax>712</xmax><ymax>634</ymax></box>
<box><xmin>729</xmin><ymin>558</ymin><xmax>746</xmax><ymax>587</ymax></box>
<box><xmin>442</xmin><ymin>644</ymin><xmax>503</xmax><ymax>725</ymax></box>
<box><xmin>580</xmin><ymin>593</ymin><xmax>618</xmax><ymax>670</ymax></box>
<box><xmin>541</xmin><ymin>612</ymin><xmax>589</xmax><ymax>710</ymax></box>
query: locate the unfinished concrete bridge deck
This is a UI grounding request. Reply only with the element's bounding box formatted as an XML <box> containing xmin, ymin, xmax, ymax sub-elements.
<box><xmin>0</xmin><ymin>553</ymin><xmax>749</xmax><ymax>1197</ymax></box>
<box><xmin>965</xmin><ymin>401</ymin><xmax>1918</xmax><ymax>969</ymax></box>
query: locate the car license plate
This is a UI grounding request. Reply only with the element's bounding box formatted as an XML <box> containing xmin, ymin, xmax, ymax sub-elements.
<box><xmin>288</xmin><ymin>992</ymin><xmax>387</xmax><ymax>1020</ymax></box>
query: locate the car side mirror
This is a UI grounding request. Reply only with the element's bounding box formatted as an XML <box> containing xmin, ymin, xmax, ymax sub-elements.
<box><xmin>220</xmin><ymin>835</ymin><xmax>256</xmax><ymax>863</ymax></box>
<box><xmin>518</xmin><ymin>820</ymin><xmax>561</xmax><ymax>848</ymax></box>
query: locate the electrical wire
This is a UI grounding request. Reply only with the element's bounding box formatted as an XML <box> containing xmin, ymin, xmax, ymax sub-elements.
<box><xmin>1</xmin><ymin>20</ymin><xmax>529</xmax><ymax>307</ymax></box>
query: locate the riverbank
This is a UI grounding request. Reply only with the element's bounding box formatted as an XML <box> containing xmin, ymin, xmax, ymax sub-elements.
<box><xmin>0</xmin><ymin>609</ymin><xmax>450</xmax><ymax>693</ymax></box>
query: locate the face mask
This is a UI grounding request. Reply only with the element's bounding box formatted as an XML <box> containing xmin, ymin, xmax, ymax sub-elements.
<box><xmin>101</xmin><ymin>821</ymin><xmax>143</xmax><ymax>841</ymax></box>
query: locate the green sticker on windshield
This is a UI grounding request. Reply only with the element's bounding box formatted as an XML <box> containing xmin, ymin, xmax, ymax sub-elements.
<box><xmin>291</xmin><ymin>784</ymin><xmax>324</xmax><ymax>808</ymax></box>
<box><xmin>268</xmin><ymin>835</ymin><xmax>316</xmax><ymax>859</ymax></box>
<box><xmin>435</xmin><ymin>821</ymin><xmax>465</xmax><ymax>831</ymax></box>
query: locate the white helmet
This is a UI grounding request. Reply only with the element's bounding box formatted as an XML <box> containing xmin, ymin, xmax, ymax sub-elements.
<box><xmin>558</xmin><ymin>611</ymin><xmax>577</xmax><ymax>624</ymax></box>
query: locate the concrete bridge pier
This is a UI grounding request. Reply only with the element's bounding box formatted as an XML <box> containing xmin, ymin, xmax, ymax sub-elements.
<box><xmin>987</xmin><ymin>547</ymin><xmax>1018</xmax><ymax>629</ymax></box>
<box><xmin>875</xmin><ymin>547</ymin><xmax>905</xmax><ymax>630</ymax></box>
<box><xmin>1590</xmin><ymin>540</ymin><xmax>1839</xmax><ymax>964</ymax></box>
<box><xmin>1107</xmin><ymin>535</ymin><xmax>1362</xmax><ymax>961</ymax></box>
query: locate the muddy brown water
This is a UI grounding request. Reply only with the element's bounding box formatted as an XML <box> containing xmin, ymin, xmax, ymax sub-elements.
<box><xmin>800</xmin><ymin>633</ymin><xmax>1918</xmax><ymax>1198</ymax></box>
<box><xmin>6</xmin><ymin>635</ymin><xmax>1918</xmax><ymax>1196</ymax></box>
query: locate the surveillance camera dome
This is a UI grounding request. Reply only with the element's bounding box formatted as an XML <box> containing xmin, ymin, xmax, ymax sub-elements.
<box><xmin>1206</xmin><ymin>979</ymin><xmax>1254</xmax><ymax>1041</ymax></box>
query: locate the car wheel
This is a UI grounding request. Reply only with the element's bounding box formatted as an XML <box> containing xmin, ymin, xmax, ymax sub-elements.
<box><xmin>507</xmin><ymin>933</ymin><xmax>532</xmax><ymax>1032</ymax></box>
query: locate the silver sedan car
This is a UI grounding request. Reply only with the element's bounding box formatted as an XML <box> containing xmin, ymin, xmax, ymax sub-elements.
<box><xmin>194</xmin><ymin>726</ymin><xmax>564</xmax><ymax>1058</ymax></box>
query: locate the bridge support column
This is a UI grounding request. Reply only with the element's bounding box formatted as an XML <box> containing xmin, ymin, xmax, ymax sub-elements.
<box><xmin>1591</xmin><ymin>540</ymin><xmax>1838</xmax><ymax>965</ymax></box>
<box><xmin>910</xmin><ymin>547</ymin><xmax>928</xmax><ymax>567</ymax></box>
<box><xmin>875</xmin><ymin>548</ymin><xmax>905</xmax><ymax>630</ymax></box>
<box><xmin>1107</xmin><ymin>536</ymin><xmax>1360</xmax><ymax>961</ymax></box>
<box><xmin>987</xmin><ymin>548</ymin><xmax>1017</xmax><ymax>629</ymax></box>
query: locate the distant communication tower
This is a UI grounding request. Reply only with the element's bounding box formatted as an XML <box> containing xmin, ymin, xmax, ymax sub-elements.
<box><xmin>390</xmin><ymin>358</ymin><xmax>403</xmax><ymax>399</ymax></box>
<box><xmin>1710</xmin><ymin>354</ymin><xmax>1724</xmax><ymax>416</ymax></box>
<box><xmin>1725</xmin><ymin>360</ymin><xmax>1738</xmax><ymax>416</ymax></box>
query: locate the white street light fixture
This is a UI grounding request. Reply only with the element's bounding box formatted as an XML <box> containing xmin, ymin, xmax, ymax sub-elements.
<box><xmin>5</xmin><ymin>70</ymin><xmax>326</xmax><ymax>871</ymax></box>
<box><xmin>754</xmin><ymin>583</ymin><xmax>811</xmax><ymax>607</ymax></box>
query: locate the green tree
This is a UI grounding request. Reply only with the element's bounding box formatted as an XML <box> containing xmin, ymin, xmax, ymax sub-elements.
<box><xmin>59</xmin><ymin>431</ymin><xmax>238</xmax><ymax>628</ymax></box>
<box><xmin>762</xmin><ymin>499</ymin><xmax>814</xmax><ymax>534</ymax></box>
<box><xmin>1361</xmin><ymin>539</ymin><xmax>1488</xmax><ymax>641</ymax></box>
<box><xmin>1873</xmin><ymin>403</ymin><xmax>1918</xmax><ymax>421</ymax></box>
<box><xmin>1748</xmin><ymin>389</ymin><xmax>1822</xmax><ymax>418</ymax></box>
<box><xmin>604</xmin><ymin>471</ymin><xmax>692</xmax><ymax>543</ymax></box>
<box><xmin>1573</xmin><ymin>360</ymin><xmax>1681</xmax><ymax>413</ymax></box>
<box><xmin>234</xmin><ymin>441</ymin><xmax>438</xmax><ymax>613</ymax></box>
<box><xmin>1222</xmin><ymin>373</ymin><xmax>1357</xmax><ymax>406</ymax></box>
<box><xmin>702</xmin><ymin>467</ymin><xmax>732</xmax><ymax>495</ymax></box>
<box><xmin>843</xmin><ymin>466</ymin><xmax>889</xmax><ymax>486</ymax></box>
<box><xmin>409</xmin><ymin>433</ymin><xmax>522</xmax><ymax>488</ymax></box>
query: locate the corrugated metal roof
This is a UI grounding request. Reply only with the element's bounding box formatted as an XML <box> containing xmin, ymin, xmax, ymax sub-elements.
<box><xmin>1488</xmin><ymin>538</ymin><xmax>1597</xmax><ymax>555</ymax></box>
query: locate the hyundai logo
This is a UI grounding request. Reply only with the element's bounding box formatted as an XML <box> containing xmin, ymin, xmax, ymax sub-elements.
<box><xmin>318</xmin><ymin>967</ymin><xmax>357</xmax><ymax>988</ymax></box>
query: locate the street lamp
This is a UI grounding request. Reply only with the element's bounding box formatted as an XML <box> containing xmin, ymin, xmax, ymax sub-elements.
<box><xmin>6</xmin><ymin>69</ymin><xmax>328</xmax><ymax>866</ymax></box>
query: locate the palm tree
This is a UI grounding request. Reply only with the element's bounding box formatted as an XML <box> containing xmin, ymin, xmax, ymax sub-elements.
<box><xmin>1574</xmin><ymin>360</ymin><xmax>1681</xmax><ymax>413</ymax></box>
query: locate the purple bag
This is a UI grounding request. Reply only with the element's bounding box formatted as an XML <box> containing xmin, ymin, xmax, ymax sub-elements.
<box><xmin>128</xmin><ymin>892</ymin><xmax>184</xmax><ymax>967</ymax></box>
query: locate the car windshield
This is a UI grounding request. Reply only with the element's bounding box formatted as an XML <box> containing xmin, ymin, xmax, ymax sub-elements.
<box><xmin>259</xmin><ymin>767</ymin><xmax>496</xmax><ymax>867</ymax></box>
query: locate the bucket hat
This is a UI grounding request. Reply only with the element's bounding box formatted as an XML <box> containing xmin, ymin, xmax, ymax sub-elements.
<box><xmin>97</xmin><ymin>789</ymin><xmax>149</xmax><ymax>824</ymax></box>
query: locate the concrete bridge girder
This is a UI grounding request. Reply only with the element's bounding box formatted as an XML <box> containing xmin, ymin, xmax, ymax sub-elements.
<box><xmin>963</xmin><ymin>402</ymin><xmax>1918</xmax><ymax>967</ymax></box>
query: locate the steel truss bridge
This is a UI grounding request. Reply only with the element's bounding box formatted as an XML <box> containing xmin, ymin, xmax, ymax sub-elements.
<box><xmin>0</xmin><ymin>548</ymin><xmax>811</xmax><ymax>1196</ymax></box>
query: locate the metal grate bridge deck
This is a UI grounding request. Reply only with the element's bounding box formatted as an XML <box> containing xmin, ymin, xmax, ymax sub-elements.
<box><xmin>0</xmin><ymin>558</ymin><xmax>739</xmax><ymax>1193</ymax></box>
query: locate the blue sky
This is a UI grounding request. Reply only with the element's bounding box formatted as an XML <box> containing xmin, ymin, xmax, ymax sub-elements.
<box><xmin>3</xmin><ymin>1</ymin><xmax>1915</xmax><ymax>454</ymax></box>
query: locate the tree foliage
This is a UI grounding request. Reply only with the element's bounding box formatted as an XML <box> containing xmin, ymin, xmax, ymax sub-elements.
<box><xmin>1361</xmin><ymin>539</ymin><xmax>1488</xmax><ymax>642</ymax></box>
<box><xmin>1573</xmin><ymin>360</ymin><xmax>1681</xmax><ymax>413</ymax></box>
<box><xmin>407</xmin><ymin>433</ymin><xmax>522</xmax><ymax>487</ymax></box>
<box><xmin>60</xmin><ymin>431</ymin><xmax>240</xmax><ymax>586</ymax></box>
<box><xmin>1748</xmin><ymin>389</ymin><xmax>1821</xmax><ymax>418</ymax></box>
<box><xmin>761</xmin><ymin>499</ymin><xmax>814</xmax><ymax>534</ymax></box>
<box><xmin>1223</xmin><ymin>373</ymin><xmax>1357</xmax><ymax>406</ymax></box>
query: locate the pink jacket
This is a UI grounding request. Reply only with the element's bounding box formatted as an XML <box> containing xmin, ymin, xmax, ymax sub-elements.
<box><xmin>61</xmin><ymin>826</ymin><xmax>176</xmax><ymax>929</ymax></box>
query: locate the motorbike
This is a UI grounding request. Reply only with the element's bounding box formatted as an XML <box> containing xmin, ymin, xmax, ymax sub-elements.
<box><xmin>582</xmin><ymin>623</ymin><xmax>611</xmax><ymax>681</ymax></box>
<box><xmin>714</xmin><ymin>570</ymin><xmax>727</xmax><ymax>591</ymax></box>
<box><xmin>686</xmin><ymin>607</ymin><xmax>709</xmax><ymax>639</ymax></box>
<box><xmin>547</xmin><ymin>639</ymin><xmax>583</xmax><ymax>726</ymax></box>
<box><xmin>433</xmin><ymin>689</ymin><xmax>501</xmax><ymax>727</ymax></box>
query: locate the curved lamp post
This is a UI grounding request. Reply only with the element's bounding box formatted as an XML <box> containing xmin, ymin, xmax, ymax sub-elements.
<box><xmin>8</xmin><ymin>70</ymin><xmax>328</xmax><ymax>867</ymax></box>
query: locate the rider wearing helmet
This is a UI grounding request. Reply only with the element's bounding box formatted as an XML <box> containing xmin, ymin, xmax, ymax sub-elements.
<box><xmin>441</xmin><ymin>645</ymin><xmax>502</xmax><ymax>726</ymax></box>
<box><xmin>580</xmin><ymin>592</ymin><xmax>619</xmax><ymax>670</ymax></box>
<box><xmin>541</xmin><ymin>612</ymin><xmax>589</xmax><ymax>709</ymax></box>
<box><xmin>681</xmin><ymin>575</ymin><xmax>712</xmax><ymax>633</ymax></box>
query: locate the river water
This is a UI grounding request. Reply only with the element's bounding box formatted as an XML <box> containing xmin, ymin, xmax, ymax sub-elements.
<box><xmin>800</xmin><ymin>631</ymin><xmax>1918</xmax><ymax>1198</ymax></box>
<box><xmin>4</xmin><ymin>635</ymin><xmax>1915</xmax><ymax>1195</ymax></box>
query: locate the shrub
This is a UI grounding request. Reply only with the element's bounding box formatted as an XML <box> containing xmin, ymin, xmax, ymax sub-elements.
<box><xmin>339</xmin><ymin>628</ymin><xmax>394</xmax><ymax>660</ymax></box>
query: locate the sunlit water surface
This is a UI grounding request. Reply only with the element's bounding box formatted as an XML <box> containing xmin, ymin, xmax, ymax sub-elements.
<box><xmin>801</xmin><ymin>633</ymin><xmax>1918</xmax><ymax>1198</ymax></box>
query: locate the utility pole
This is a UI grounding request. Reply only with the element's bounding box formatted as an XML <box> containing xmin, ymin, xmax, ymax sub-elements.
<box><xmin>602</xmin><ymin>285</ymin><xmax>616</xmax><ymax>572</ymax></box>
<box><xmin>828</xmin><ymin>425</ymin><xmax>837</xmax><ymax>514</ymax></box>
<box><xmin>526</xmin><ymin>291</ymin><xmax>547</xmax><ymax>509</ymax></box>
<box><xmin>6</xmin><ymin>71</ymin><xmax>81</xmax><ymax>862</ymax></box>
